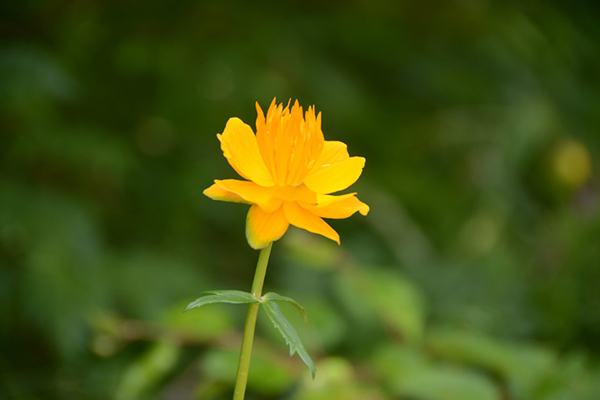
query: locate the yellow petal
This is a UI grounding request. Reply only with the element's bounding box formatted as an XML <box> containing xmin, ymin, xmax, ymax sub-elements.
<box><xmin>315</xmin><ymin>192</ymin><xmax>356</xmax><ymax>206</ymax></box>
<box><xmin>304</xmin><ymin>156</ymin><xmax>366</xmax><ymax>194</ymax></box>
<box><xmin>310</xmin><ymin>141</ymin><xmax>349</xmax><ymax>173</ymax></box>
<box><xmin>255</xmin><ymin>100</ymin><xmax>278</xmax><ymax>181</ymax></box>
<box><xmin>255</xmin><ymin>99</ymin><xmax>327</xmax><ymax>186</ymax></box>
<box><xmin>215</xmin><ymin>179</ymin><xmax>282</xmax><ymax>212</ymax></box>
<box><xmin>246</xmin><ymin>205</ymin><xmax>290</xmax><ymax>249</ymax></box>
<box><xmin>203</xmin><ymin>183</ymin><xmax>250</xmax><ymax>204</ymax></box>
<box><xmin>273</xmin><ymin>102</ymin><xmax>297</xmax><ymax>184</ymax></box>
<box><xmin>219</xmin><ymin>117</ymin><xmax>275</xmax><ymax>187</ymax></box>
<box><xmin>271</xmin><ymin>184</ymin><xmax>317</xmax><ymax>204</ymax></box>
<box><xmin>305</xmin><ymin>193</ymin><xmax>370</xmax><ymax>219</ymax></box>
<box><xmin>283</xmin><ymin>201</ymin><xmax>340</xmax><ymax>244</ymax></box>
<box><xmin>287</xmin><ymin>105</ymin><xmax>325</xmax><ymax>185</ymax></box>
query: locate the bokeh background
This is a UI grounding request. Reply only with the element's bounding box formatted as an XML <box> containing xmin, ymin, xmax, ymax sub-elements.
<box><xmin>1</xmin><ymin>0</ymin><xmax>599</xmax><ymax>399</ymax></box>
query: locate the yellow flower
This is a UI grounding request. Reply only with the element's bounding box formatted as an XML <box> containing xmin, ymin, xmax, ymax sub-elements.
<box><xmin>204</xmin><ymin>99</ymin><xmax>370</xmax><ymax>249</ymax></box>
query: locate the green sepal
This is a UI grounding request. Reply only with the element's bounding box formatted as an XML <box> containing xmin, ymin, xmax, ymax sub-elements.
<box><xmin>184</xmin><ymin>290</ymin><xmax>259</xmax><ymax>312</ymax></box>
<box><xmin>261</xmin><ymin>300</ymin><xmax>316</xmax><ymax>379</ymax></box>
<box><xmin>262</xmin><ymin>292</ymin><xmax>308</xmax><ymax>324</ymax></box>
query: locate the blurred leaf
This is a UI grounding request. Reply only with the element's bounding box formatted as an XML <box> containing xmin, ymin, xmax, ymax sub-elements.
<box><xmin>161</xmin><ymin>300</ymin><xmax>232</xmax><ymax>342</ymax></box>
<box><xmin>368</xmin><ymin>269</ymin><xmax>426</xmax><ymax>342</ymax></box>
<box><xmin>184</xmin><ymin>290</ymin><xmax>258</xmax><ymax>312</ymax></box>
<box><xmin>115</xmin><ymin>341</ymin><xmax>180</xmax><ymax>400</ymax></box>
<box><xmin>106</xmin><ymin>250</ymin><xmax>205</xmax><ymax>320</ymax></box>
<box><xmin>199</xmin><ymin>349</ymin><xmax>238</xmax><ymax>385</ymax></box>
<box><xmin>372</xmin><ymin>343</ymin><xmax>501</xmax><ymax>400</ymax></box>
<box><xmin>337</xmin><ymin>267</ymin><xmax>426</xmax><ymax>343</ymax></box>
<box><xmin>392</xmin><ymin>367</ymin><xmax>501</xmax><ymax>400</ymax></box>
<box><xmin>295</xmin><ymin>298</ymin><xmax>348</xmax><ymax>352</ymax></box>
<box><xmin>8</xmin><ymin>188</ymin><xmax>107</xmax><ymax>359</ymax></box>
<box><xmin>262</xmin><ymin>300</ymin><xmax>316</xmax><ymax>379</ymax></box>
<box><xmin>262</xmin><ymin>292</ymin><xmax>308</xmax><ymax>324</ymax></box>
<box><xmin>536</xmin><ymin>353</ymin><xmax>600</xmax><ymax>400</ymax></box>
<box><xmin>282</xmin><ymin>228</ymin><xmax>342</xmax><ymax>270</ymax></box>
<box><xmin>427</xmin><ymin>328</ymin><xmax>556</xmax><ymax>399</ymax></box>
<box><xmin>0</xmin><ymin>45</ymin><xmax>77</xmax><ymax>106</ymax></box>
<box><xmin>293</xmin><ymin>357</ymin><xmax>390</xmax><ymax>400</ymax></box>
<box><xmin>200</xmin><ymin>348</ymin><xmax>294</xmax><ymax>396</ymax></box>
<box><xmin>371</xmin><ymin>344</ymin><xmax>430</xmax><ymax>383</ymax></box>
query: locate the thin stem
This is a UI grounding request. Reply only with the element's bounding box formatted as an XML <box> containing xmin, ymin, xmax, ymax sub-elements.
<box><xmin>233</xmin><ymin>242</ymin><xmax>273</xmax><ymax>400</ymax></box>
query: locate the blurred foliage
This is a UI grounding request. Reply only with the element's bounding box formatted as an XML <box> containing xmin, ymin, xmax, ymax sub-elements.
<box><xmin>1</xmin><ymin>0</ymin><xmax>600</xmax><ymax>399</ymax></box>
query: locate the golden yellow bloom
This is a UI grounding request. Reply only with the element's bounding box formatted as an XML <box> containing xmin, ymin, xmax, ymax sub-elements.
<box><xmin>204</xmin><ymin>99</ymin><xmax>369</xmax><ymax>249</ymax></box>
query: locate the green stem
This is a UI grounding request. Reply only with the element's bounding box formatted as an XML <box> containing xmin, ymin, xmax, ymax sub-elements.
<box><xmin>233</xmin><ymin>242</ymin><xmax>273</xmax><ymax>400</ymax></box>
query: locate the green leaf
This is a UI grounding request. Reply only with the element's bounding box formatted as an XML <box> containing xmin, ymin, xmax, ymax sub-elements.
<box><xmin>393</xmin><ymin>367</ymin><xmax>501</xmax><ymax>400</ymax></box>
<box><xmin>201</xmin><ymin>348</ymin><xmax>294</xmax><ymax>395</ymax></box>
<box><xmin>261</xmin><ymin>300</ymin><xmax>316</xmax><ymax>379</ymax></box>
<box><xmin>262</xmin><ymin>292</ymin><xmax>308</xmax><ymax>324</ymax></box>
<box><xmin>115</xmin><ymin>341</ymin><xmax>181</xmax><ymax>400</ymax></box>
<box><xmin>184</xmin><ymin>290</ymin><xmax>258</xmax><ymax>312</ymax></box>
<box><xmin>371</xmin><ymin>344</ymin><xmax>501</xmax><ymax>400</ymax></box>
<box><xmin>335</xmin><ymin>268</ymin><xmax>425</xmax><ymax>343</ymax></box>
<box><xmin>427</xmin><ymin>329</ymin><xmax>556</xmax><ymax>399</ymax></box>
<box><xmin>161</xmin><ymin>300</ymin><xmax>232</xmax><ymax>341</ymax></box>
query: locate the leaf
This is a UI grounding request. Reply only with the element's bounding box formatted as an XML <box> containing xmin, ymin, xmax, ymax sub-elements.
<box><xmin>427</xmin><ymin>329</ymin><xmax>556</xmax><ymax>399</ymax></box>
<box><xmin>115</xmin><ymin>341</ymin><xmax>181</xmax><ymax>400</ymax></box>
<box><xmin>393</xmin><ymin>367</ymin><xmax>501</xmax><ymax>400</ymax></box>
<box><xmin>262</xmin><ymin>292</ymin><xmax>308</xmax><ymax>324</ymax></box>
<box><xmin>261</xmin><ymin>300</ymin><xmax>316</xmax><ymax>379</ymax></box>
<box><xmin>201</xmin><ymin>348</ymin><xmax>294</xmax><ymax>395</ymax></box>
<box><xmin>372</xmin><ymin>344</ymin><xmax>501</xmax><ymax>400</ymax></box>
<box><xmin>161</xmin><ymin>300</ymin><xmax>232</xmax><ymax>341</ymax></box>
<box><xmin>184</xmin><ymin>290</ymin><xmax>258</xmax><ymax>312</ymax></box>
<box><xmin>334</xmin><ymin>268</ymin><xmax>425</xmax><ymax>344</ymax></box>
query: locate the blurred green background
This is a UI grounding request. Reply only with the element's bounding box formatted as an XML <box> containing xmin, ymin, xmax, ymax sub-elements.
<box><xmin>1</xmin><ymin>0</ymin><xmax>599</xmax><ymax>399</ymax></box>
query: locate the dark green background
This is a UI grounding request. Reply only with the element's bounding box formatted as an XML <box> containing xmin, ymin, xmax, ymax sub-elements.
<box><xmin>1</xmin><ymin>0</ymin><xmax>599</xmax><ymax>399</ymax></box>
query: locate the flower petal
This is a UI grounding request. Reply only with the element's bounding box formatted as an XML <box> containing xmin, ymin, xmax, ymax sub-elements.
<box><xmin>271</xmin><ymin>184</ymin><xmax>317</xmax><ymax>204</ymax></box>
<box><xmin>246</xmin><ymin>205</ymin><xmax>290</xmax><ymax>249</ymax></box>
<box><xmin>255</xmin><ymin>100</ymin><xmax>325</xmax><ymax>186</ymax></box>
<box><xmin>283</xmin><ymin>201</ymin><xmax>340</xmax><ymax>244</ymax></box>
<box><xmin>285</xmin><ymin>103</ymin><xmax>325</xmax><ymax>186</ymax></box>
<box><xmin>214</xmin><ymin>179</ymin><xmax>282</xmax><ymax>212</ymax></box>
<box><xmin>309</xmin><ymin>141</ymin><xmax>349</xmax><ymax>173</ymax></box>
<box><xmin>304</xmin><ymin>156</ymin><xmax>366</xmax><ymax>194</ymax></box>
<box><xmin>203</xmin><ymin>183</ymin><xmax>250</xmax><ymax>204</ymax></box>
<box><xmin>219</xmin><ymin>117</ymin><xmax>275</xmax><ymax>187</ymax></box>
<box><xmin>255</xmin><ymin>100</ymin><xmax>278</xmax><ymax>181</ymax></box>
<box><xmin>305</xmin><ymin>193</ymin><xmax>370</xmax><ymax>219</ymax></box>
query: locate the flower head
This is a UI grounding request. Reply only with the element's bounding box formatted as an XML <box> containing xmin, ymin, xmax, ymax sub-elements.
<box><xmin>204</xmin><ymin>98</ymin><xmax>369</xmax><ymax>249</ymax></box>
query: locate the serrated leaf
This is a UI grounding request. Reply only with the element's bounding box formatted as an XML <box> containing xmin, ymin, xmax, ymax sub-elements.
<box><xmin>262</xmin><ymin>300</ymin><xmax>316</xmax><ymax>379</ymax></box>
<box><xmin>262</xmin><ymin>292</ymin><xmax>308</xmax><ymax>324</ymax></box>
<box><xmin>184</xmin><ymin>290</ymin><xmax>258</xmax><ymax>312</ymax></box>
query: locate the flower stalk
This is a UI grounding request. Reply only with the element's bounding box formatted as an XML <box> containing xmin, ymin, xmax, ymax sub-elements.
<box><xmin>233</xmin><ymin>242</ymin><xmax>273</xmax><ymax>400</ymax></box>
<box><xmin>187</xmin><ymin>98</ymin><xmax>369</xmax><ymax>396</ymax></box>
